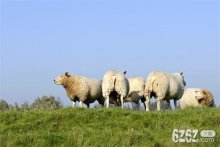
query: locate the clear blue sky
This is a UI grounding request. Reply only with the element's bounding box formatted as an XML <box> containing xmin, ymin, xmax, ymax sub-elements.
<box><xmin>1</xmin><ymin>0</ymin><xmax>219</xmax><ymax>106</ymax></box>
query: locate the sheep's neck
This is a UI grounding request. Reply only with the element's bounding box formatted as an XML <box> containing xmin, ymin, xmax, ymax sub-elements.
<box><xmin>63</xmin><ymin>77</ymin><xmax>76</xmax><ymax>98</ymax></box>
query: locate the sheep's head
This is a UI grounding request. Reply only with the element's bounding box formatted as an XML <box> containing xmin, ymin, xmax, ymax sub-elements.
<box><xmin>54</xmin><ymin>72</ymin><xmax>71</xmax><ymax>85</ymax></box>
<box><xmin>195</xmin><ymin>90</ymin><xmax>205</xmax><ymax>103</ymax></box>
<box><xmin>195</xmin><ymin>90</ymin><xmax>214</xmax><ymax>106</ymax></box>
<box><xmin>181</xmin><ymin>72</ymin><xmax>186</xmax><ymax>86</ymax></box>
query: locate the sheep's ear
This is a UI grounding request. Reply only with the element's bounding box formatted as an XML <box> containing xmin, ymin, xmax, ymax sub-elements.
<box><xmin>180</xmin><ymin>72</ymin><xmax>183</xmax><ymax>75</ymax></box>
<box><xmin>123</xmin><ymin>71</ymin><xmax>127</xmax><ymax>75</ymax></box>
<box><xmin>65</xmin><ymin>72</ymin><xmax>70</xmax><ymax>77</ymax></box>
<box><xmin>202</xmin><ymin>90</ymin><xmax>206</xmax><ymax>95</ymax></box>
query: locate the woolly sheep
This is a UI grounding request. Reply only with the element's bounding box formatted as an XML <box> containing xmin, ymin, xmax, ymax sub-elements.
<box><xmin>54</xmin><ymin>72</ymin><xmax>105</xmax><ymax>108</ymax></box>
<box><xmin>102</xmin><ymin>70</ymin><xmax>129</xmax><ymax>108</ymax></box>
<box><xmin>180</xmin><ymin>88</ymin><xmax>215</xmax><ymax>109</ymax></box>
<box><xmin>144</xmin><ymin>71</ymin><xmax>186</xmax><ymax>111</ymax></box>
<box><xmin>124</xmin><ymin>77</ymin><xmax>145</xmax><ymax>110</ymax></box>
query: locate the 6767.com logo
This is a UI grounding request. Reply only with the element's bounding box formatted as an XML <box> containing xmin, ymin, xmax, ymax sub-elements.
<box><xmin>172</xmin><ymin>129</ymin><xmax>216</xmax><ymax>143</ymax></box>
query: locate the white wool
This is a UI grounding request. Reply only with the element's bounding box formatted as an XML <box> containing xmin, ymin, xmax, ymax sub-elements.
<box><xmin>180</xmin><ymin>88</ymin><xmax>201</xmax><ymax>109</ymax></box>
<box><xmin>102</xmin><ymin>70</ymin><xmax>129</xmax><ymax>108</ymax></box>
<box><xmin>180</xmin><ymin>88</ymin><xmax>214</xmax><ymax>109</ymax></box>
<box><xmin>124</xmin><ymin>77</ymin><xmax>145</xmax><ymax>110</ymax></box>
<box><xmin>144</xmin><ymin>71</ymin><xmax>186</xmax><ymax>111</ymax></box>
<box><xmin>54</xmin><ymin>72</ymin><xmax>104</xmax><ymax>108</ymax></box>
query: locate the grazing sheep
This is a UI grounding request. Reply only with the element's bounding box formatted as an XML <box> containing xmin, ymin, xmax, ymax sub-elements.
<box><xmin>102</xmin><ymin>70</ymin><xmax>129</xmax><ymax>108</ymax></box>
<box><xmin>54</xmin><ymin>72</ymin><xmax>105</xmax><ymax>108</ymax></box>
<box><xmin>180</xmin><ymin>88</ymin><xmax>215</xmax><ymax>109</ymax></box>
<box><xmin>144</xmin><ymin>71</ymin><xmax>186</xmax><ymax>111</ymax></box>
<box><xmin>124</xmin><ymin>77</ymin><xmax>145</xmax><ymax>110</ymax></box>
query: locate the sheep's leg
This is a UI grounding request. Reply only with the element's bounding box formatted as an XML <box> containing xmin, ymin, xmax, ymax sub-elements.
<box><xmin>72</xmin><ymin>101</ymin><xmax>76</xmax><ymax>108</ymax></box>
<box><xmin>117</xmin><ymin>98</ymin><xmax>121</xmax><ymax>106</ymax></box>
<box><xmin>114</xmin><ymin>101</ymin><xmax>119</xmax><ymax>107</ymax></box>
<box><xmin>100</xmin><ymin>101</ymin><xmax>105</xmax><ymax>107</ymax></box>
<box><xmin>166</xmin><ymin>100</ymin><xmax>171</xmax><ymax>110</ymax></box>
<box><xmin>141</xmin><ymin>98</ymin><xmax>146</xmax><ymax>110</ymax></box>
<box><xmin>97</xmin><ymin>98</ymin><xmax>105</xmax><ymax>107</ymax></box>
<box><xmin>120</xmin><ymin>95</ymin><xmax>124</xmax><ymax>109</ymax></box>
<box><xmin>106</xmin><ymin>96</ymin><xmax>110</xmax><ymax>108</ymax></box>
<box><xmin>174</xmin><ymin>100</ymin><xmax>177</xmax><ymax>109</ymax></box>
<box><xmin>157</xmin><ymin>99</ymin><xmax>162</xmax><ymax>111</ymax></box>
<box><xmin>86</xmin><ymin>104</ymin><xmax>90</xmax><ymax>108</ymax></box>
<box><xmin>143</xmin><ymin>102</ymin><xmax>146</xmax><ymax>111</ymax></box>
<box><xmin>137</xmin><ymin>102</ymin><xmax>140</xmax><ymax>111</ymax></box>
<box><xmin>145</xmin><ymin>98</ymin><xmax>150</xmax><ymax>111</ymax></box>
<box><xmin>132</xmin><ymin>102</ymin><xmax>139</xmax><ymax>110</ymax></box>
<box><xmin>131</xmin><ymin>102</ymin><xmax>135</xmax><ymax>110</ymax></box>
<box><xmin>79</xmin><ymin>101</ymin><xmax>83</xmax><ymax>108</ymax></box>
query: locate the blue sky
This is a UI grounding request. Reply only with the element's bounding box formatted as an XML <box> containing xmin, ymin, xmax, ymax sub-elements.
<box><xmin>1</xmin><ymin>0</ymin><xmax>219</xmax><ymax>106</ymax></box>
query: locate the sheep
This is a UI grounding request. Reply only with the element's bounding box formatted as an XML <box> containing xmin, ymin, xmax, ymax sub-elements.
<box><xmin>180</xmin><ymin>88</ymin><xmax>215</xmax><ymax>109</ymax></box>
<box><xmin>144</xmin><ymin>71</ymin><xmax>186</xmax><ymax>111</ymax></box>
<box><xmin>124</xmin><ymin>77</ymin><xmax>145</xmax><ymax>110</ymax></box>
<box><xmin>54</xmin><ymin>72</ymin><xmax>105</xmax><ymax>108</ymax></box>
<box><xmin>102</xmin><ymin>70</ymin><xmax>129</xmax><ymax>108</ymax></box>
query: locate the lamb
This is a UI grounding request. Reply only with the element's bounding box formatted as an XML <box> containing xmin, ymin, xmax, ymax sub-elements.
<box><xmin>180</xmin><ymin>88</ymin><xmax>215</xmax><ymax>109</ymax></box>
<box><xmin>102</xmin><ymin>70</ymin><xmax>129</xmax><ymax>108</ymax></box>
<box><xmin>144</xmin><ymin>71</ymin><xmax>186</xmax><ymax>111</ymax></box>
<box><xmin>54</xmin><ymin>72</ymin><xmax>105</xmax><ymax>108</ymax></box>
<box><xmin>124</xmin><ymin>77</ymin><xmax>145</xmax><ymax>110</ymax></box>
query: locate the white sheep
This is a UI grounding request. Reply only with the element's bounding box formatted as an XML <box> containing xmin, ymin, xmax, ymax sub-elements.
<box><xmin>54</xmin><ymin>72</ymin><xmax>105</xmax><ymax>108</ymax></box>
<box><xmin>180</xmin><ymin>88</ymin><xmax>215</xmax><ymax>109</ymax></box>
<box><xmin>124</xmin><ymin>77</ymin><xmax>145</xmax><ymax>110</ymax></box>
<box><xmin>102</xmin><ymin>70</ymin><xmax>129</xmax><ymax>108</ymax></box>
<box><xmin>144</xmin><ymin>71</ymin><xmax>186</xmax><ymax>111</ymax></box>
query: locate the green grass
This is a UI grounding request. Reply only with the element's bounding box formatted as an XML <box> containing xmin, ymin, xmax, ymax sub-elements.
<box><xmin>0</xmin><ymin>107</ymin><xmax>220</xmax><ymax>147</ymax></box>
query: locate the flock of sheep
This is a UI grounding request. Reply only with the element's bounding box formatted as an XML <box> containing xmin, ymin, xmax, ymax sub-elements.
<box><xmin>54</xmin><ymin>70</ymin><xmax>215</xmax><ymax>111</ymax></box>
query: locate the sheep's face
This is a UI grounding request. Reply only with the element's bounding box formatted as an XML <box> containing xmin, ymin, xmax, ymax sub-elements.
<box><xmin>54</xmin><ymin>72</ymin><xmax>71</xmax><ymax>85</ymax></box>
<box><xmin>195</xmin><ymin>90</ymin><xmax>205</xmax><ymax>101</ymax></box>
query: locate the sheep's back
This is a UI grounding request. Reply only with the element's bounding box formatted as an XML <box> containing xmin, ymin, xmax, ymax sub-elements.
<box><xmin>81</xmin><ymin>76</ymin><xmax>102</xmax><ymax>99</ymax></box>
<box><xmin>128</xmin><ymin>77</ymin><xmax>145</xmax><ymax>96</ymax></box>
<box><xmin>102</xmin><ymin>72</ymin><xmax>116</xmax><ymax>96</ymax></box>
<box><xmin>114</xmin><ymin>74</ymin><xmax>129</xmax><ymax>96</ymax></box>
<box><xmin>180</xmin><ymin>88</ymin><xmax>201</xmax><ymax>109</ymax></box>
<box><xmin>167</xmin><ymin>74</ymin><xmax>184</xmax><ymax>99</ymax></box>
<box><xmin>146</xmin><ymin>72</ymin><xmax>169</xmax><ymax>94</ymax></box>
<box><xmin>102</xmin><ymin>70</ymin><xmax>129</xmax><ymax>97</ymax></box>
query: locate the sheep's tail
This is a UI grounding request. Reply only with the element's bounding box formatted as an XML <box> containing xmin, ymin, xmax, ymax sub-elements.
<box><xmin>145</xmin><ymin>77</ymin><xmax>155</xmax><ymax>98</ymax></box>
<box><xmin>151</xmin><ymin>77</ymin><xmax>156</xmax><ymax>92</ymax></box>
<box><xmin>112</xmin><ymin>76</ymin><xmax>117</xmax><ymax>87</ymax></box>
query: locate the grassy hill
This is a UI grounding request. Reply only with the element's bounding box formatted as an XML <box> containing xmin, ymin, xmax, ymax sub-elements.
<box><xmin>0</xmin><ymin>107</ymin><xmax>220</xmax><ymax>146</ymax></box>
